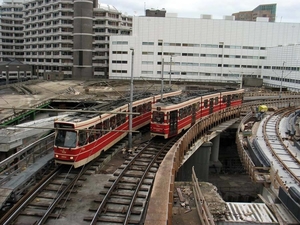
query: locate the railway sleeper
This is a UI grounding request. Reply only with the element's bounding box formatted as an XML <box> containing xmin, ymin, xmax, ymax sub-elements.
<box><xmin>84</xmin><ymin>215</ymin><xmax>140</xmax><ymax>223</ymax></box>
<box><xmin>114</xmin><ymin>170</ymin><xmax>155</xmax><ymax>178</ymax></box>
<box><xmin>20</xmin><ymin>210</ymin><xmax>60</xmax><ymax>218</ymax></box>
<box><xmin>88</xmin><ymin>205</ymin><xmax>142</xmax><ymax>214</ymax></box>
<box><xmin>28</xmin><ymin>202</ymin><xmax>67</xmax><ymax>209</ymax></box>
<box><xmin>99</xmin><ymin>190</ymin><xmax>148</xmax><ymax>198</ymax></box>
<box><xmin>104</xmin><ymin>183</ymin><xmax>150</xmax><ymax>191</ymax></box>
<box><xmin>109</xmin><ymin>177</ymin><xmax>153</xmax><ymax>184</ymax></box>
<box><xmin>94</xmin><ymin>197</ymin><xmax>144</xmax><ymax>206</ymax></box>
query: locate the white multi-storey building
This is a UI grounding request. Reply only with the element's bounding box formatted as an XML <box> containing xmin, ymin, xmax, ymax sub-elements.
<box><xmin>262</xmin><ymin>44</ymin><xmax>300</xmax><ymax>92</ymax></box>
<box><xmin>109</xmin><ymin>15</ymin><xmax>300</xmax><ymax>90</ymax></box>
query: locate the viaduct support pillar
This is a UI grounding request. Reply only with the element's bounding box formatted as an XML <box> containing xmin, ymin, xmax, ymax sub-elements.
<box><xmin>176</xmin><ymin>142</ymin><xmax>212</xmax><ymax>182</ymax></box>
<box><xmin>209</xmin><ymin>133</ymin><xmax>222</xmax><ymax>174</ymax></box>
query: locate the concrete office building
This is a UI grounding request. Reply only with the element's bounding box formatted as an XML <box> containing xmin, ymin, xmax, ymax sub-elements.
<box><xmin>232</xmin><ymin>3</ymin><xmax>277</xmax><ymax>22</ymax></box>
<box><xmin>109</xmin><ymin>16</ymin><xmax>300</xmax><ymax>90</ymax></box>
<box><xmin>0</xmin><ymin>0</ymin><xmax>132</xmax><ymax>79</ymax></box>
<box><xmin>262</xmin><ymin>44</ymin><xmax>300</xmax><ymax>92</ymax></box>
<box><xmin>0</xmin><ymin>0</ymin><xmax>24</xmax><ymax>62</ymax></box>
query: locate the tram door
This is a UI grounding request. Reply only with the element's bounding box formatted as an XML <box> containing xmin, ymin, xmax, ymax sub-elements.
<box><xmin>191</xmin><ymin>104</ymin><xmax>196</xmax><ymax>126</ymax></box>
<box><xmin>226</xmin><ymin>95</ymin><xmax>231</xmax><ymax>107</ymax></box>
<box><xmin>169</xmin><ymin>110</ymin><xmax>178</xmax><ymax>137</ymax></box>
<box><xmin>209</xmin><ymin>98</ymin><xmax>214</xmax><ymax>114</ymax></box>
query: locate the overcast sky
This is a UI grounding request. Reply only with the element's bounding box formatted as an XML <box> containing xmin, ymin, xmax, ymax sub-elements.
<box><xmin>0</xmin><ymin>0</ymin><xmax>298</xmax><ymax>23</ymax></box>
<box><xmin>105</xmin><ymin>0</ymin><xmax>299</xmax><ymax>23</ymax></box>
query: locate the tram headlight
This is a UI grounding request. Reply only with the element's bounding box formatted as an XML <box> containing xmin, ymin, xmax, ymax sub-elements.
<box><xmin>55</xmin><ymin>155</ymin><xmax>58</xmax><ymax>158</ymax></box>
<box><xmin>70</xmin><ymin>157</ymin><xmax>73</xmax><ymax>160</ymax></box>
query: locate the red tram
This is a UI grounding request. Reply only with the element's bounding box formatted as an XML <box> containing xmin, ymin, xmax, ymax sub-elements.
<box><xmin>53</xmin><ymin>90</ymin><xmax>182</xmax><ymax>168</ymax></box>
<box><xmin>150</xmin><ymin>89</ymin><xmax>244</xmax><ymax>138</ymax></box>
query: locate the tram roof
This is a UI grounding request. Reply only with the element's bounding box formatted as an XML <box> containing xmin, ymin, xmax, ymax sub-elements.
<box><xmin>156</xmin><ymin>88</ymin><xmax>236</xmax><ymax>106</ymax></box>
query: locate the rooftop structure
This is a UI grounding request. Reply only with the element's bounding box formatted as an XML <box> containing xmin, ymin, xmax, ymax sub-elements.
<box><xmin>232</xmin><ymin>3</ymin><xmax>277</xmax><ymax>22</ymax></box>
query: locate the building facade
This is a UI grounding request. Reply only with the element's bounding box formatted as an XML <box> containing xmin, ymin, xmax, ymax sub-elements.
<box><xmin>0</xmin><ymin>0</ymin><xmax>24</xmax><ymax>62</ymax></box>
<box><xmin>262</xmin><ymin>45</ymin><xmax>300</xmax><ymax>92</ymax></box>
<box><xmin>0</xmin><ymin>0</ymin><xmax>132</xmax><ymax>79</ymax></box>
<box><xmin>232</xmin><ymin>4</ymin><xmax>276</xmax><ymax>22</ymax></box>
<box><xmin>109</xmin><ymin>16</ymin><xmax>300</xmax><ymax>90</ymax></box>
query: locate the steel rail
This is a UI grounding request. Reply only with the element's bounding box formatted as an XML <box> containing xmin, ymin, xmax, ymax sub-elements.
<box><xmin>262</xmin><ymin>107</ymin><xmax>300</xmax><ymax>184</ymax></box>
<box><xmin>123</xmin><ymin>136</ymin><xmax>180</xmax><ymax>225</ymax></box>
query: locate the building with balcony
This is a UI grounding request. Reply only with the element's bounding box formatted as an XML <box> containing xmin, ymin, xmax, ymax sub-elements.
<box><xmin>0</xmin><ymin>0</ymin><xmax>132</xmax><ymax>80</ymax></box>
<box><xmin>0</xmin><ymin>0</ymin><xmax>24</xmax><ymax>62</ymax></box>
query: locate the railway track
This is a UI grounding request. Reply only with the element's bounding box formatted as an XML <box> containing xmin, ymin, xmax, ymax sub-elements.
<box><xmin>262</xmin><ymin>107</ymin><xmax>300</xmax><ymax>185</ymax></box>
<box><xmin>83</xmin><ymin>135</ymin><xmax>181</xmax><ymax>225</ymax></box>
<box><xmin>0</xmin><ymin>165</ymin><xmax>85</xmax><ymax>225</ymax></box>
<box><xmin>0</xmin><ymin>132</ymin><xmax>180</xmax><ymax>225</ymax></box>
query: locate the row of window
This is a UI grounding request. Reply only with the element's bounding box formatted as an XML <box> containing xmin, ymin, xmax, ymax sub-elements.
<box><xmin>143</xmin><ymin>41</ymin><xmax>266</xmax><ymax>50</ymax></box>
<box><xmin>78</xmin><ymin>102</ymin><xmax>151</xmax><ymax>146</ymax></box>
<box><xmin>111</xmin><ymin>71</ymin><xmax>257</xmax><ymax>78</ymax></box>
<box><xmin>143</xmin><ymin>52</ymin><xmax>266</xmax><ymax>59</ymax></box>
<box><xmin>263</xmin><ymin>76</ymin><xmax>300</xmax><ymax>84</ymax></box>
<box><xmin>114</xmin><ymin>41</ymin><xmax>266</xmax><ymax>51</ymax></box>
<box><xmin>153</xmin><ymin>94</ymin><xmax>242</xmax><ymax>123</ymax></box>
<box><xmin>263</xmin><ymin>66</ymin><xmax>300</xmax><ymax>71</ymax></box>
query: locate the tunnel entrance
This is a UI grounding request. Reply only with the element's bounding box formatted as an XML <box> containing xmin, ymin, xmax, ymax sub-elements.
<box><xmin>208</xmin><ymin>128</ymin><xmax>261</xmax><ymax>203</ymax></box>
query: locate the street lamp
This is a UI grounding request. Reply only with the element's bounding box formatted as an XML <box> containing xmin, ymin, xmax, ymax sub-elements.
<box><xmin>17</xmin><ymin>66</ymin><xmax>20</xmax><ymax>83</ymax></box>
<box><xmin>128</xmin><ymin>48</ymin><xmax>134</xmax><ymax>150</ymax></box>
<box><xmin>161</xmin><ymin>58</ymin><xmax>164</xmax><ymax>101</ymax></box>
<box><xmin>279</xmin><ymin>61</ymin><xmax>285</xmax><ymax>98</ymax></box>
<box><xmin>169</xmin><ymin>55</ymin><xmax>173</xmax><ymax>88</ymax></box>
<box><xmin>5</xmin><ymin>65</ymin><xmax>9</xmax><ymax>85</ymax></box>
<box><xmin>240</xmin><ymin>73</ymin><xmax>243</xmax><ymax>89</ymax></box>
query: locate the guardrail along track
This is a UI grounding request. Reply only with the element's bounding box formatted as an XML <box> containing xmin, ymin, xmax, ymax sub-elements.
<box><xmin>84</xmin><ymin>135</ymin><xmax>180</xmax><ymax>225</ymax></box>
<box><xmin>263</xmin><ymin>107</ymin><xmax>300</xmax><ymax>185</ymax></box>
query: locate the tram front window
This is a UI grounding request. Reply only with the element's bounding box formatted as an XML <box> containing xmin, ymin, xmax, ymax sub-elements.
<box><xmin>55</xmin><ymin>130</ymin><xmax>77</xmax><ymax>148</ymax></box>
<box><xmin>153</xmin><ymin>111</ymin><xmax>164</xmax><ymax>124</ymax></box>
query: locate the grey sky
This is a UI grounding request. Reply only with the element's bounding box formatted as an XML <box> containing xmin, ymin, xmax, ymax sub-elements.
<box><xmin>0</xmin><ymin>0</ymin><xmax>298</xmax><ymax>23</ymax></box>
<box><xmin>105</xmin><ymin>0</ymin><xmax>299</xmax><ymax>23</ymax></box>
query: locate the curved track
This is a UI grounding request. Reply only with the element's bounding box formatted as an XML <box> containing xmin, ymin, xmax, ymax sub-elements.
<box><xmin>84</xmin><ymin>136</ymin><xmax>181</xmax><ymax>225</ymax></box>
<box><xmin>262</xmin><ymin>107</ymin><xmax>300</xmax><ymax>186</ymax></box>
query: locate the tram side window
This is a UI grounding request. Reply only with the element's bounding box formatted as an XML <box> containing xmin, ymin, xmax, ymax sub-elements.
<box><xmin>215</xmin><ymin>97</ymin><xmax>219</xmax><ymax>105</ymax></box>
<box><xmin>78</xmin><ymin>130</ymin><xmax>87</xmax><ymax>147</ymax></box>
<box><xmin>121</xmin><ymin>113</ymin><xmax>126</xmax><ymax>123</ymax></box>
<box><xmin>116</xmin><ymin>114</ymin><xmax>122</xmax><ymax>127</ymax></box>
<box><xmin>179</xmin><ymin>108</ymin><xmax>184</xmax><ymax>119</ymax></box>
<box><xmin>88</xmin><ymin>126</ymin><xmax>95</xmax><ymax>143</ymax></box>
<box><xmin>137</xmin><ymin>105</ymin><xmax>143</xmax><ymax>115</ymax></box>
<box><xmin>103</xmin><ymin>119</ymin><xmax>109</xmax><ymax>134</ymax></box>
<box><xmin>153</xmin><ymin>111</ymin><xmax>164</xmax><ymax>123</ymax></box>
<box><xmin>110</xmin><ymin>116</ymin><xmax>116</xmax><ymax>129</ymax></box>
<box><xmin>187</xmin><ymin>105</ymin><xmax>192</xmax><ymax>115</ymax></box>
<box><xmin>233</xmin><ymin>94</ymin><xmax>239</xmax><ymax>100</ymax></box>
<box><xmin>95</xmin><ymin>123</ymin><xmax>102</xmax><ymax>139</ymax></box>
<box><xmin>196</xmin><ymin>102</ymin><xmax>200</xmax><ymax>111</ymax></box>
<box><xmin>222</xmin><ymin>96</ymin><xmax>227</xmax><ymax>103</ymax></box>
<box><xmin>146</xmin><ymin>102</ymin><xmax>151</xmax><ymax>112</ymax></box>
<box><xmin>204</xmin><ymin>99</ymin><xmax>208</xmax><ymax>108</ymax></box>
<box><xmin>133</xmin><ymin>107</ymin><xmax>137</xmax><ymax>118</ymax></box>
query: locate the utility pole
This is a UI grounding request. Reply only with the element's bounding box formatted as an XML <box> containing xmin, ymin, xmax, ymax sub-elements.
<box><xmin>279</xmin><ymin>61</ymin><xmax>285</xmax><ymax>98</ymax></box>
<box><xmin>161</xmin><ymin>58</ymin><xmax>164</xmax><ymax>101</ymax></box>
<box><xmin>169</xmin><ymin>55</ymin><xmax>172</xmax><ymax>88</ymax></box>
<box><xmin>129</xmin><ymin>48</ymin><xmax>134</xmax><ymax>150</ymax></box>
